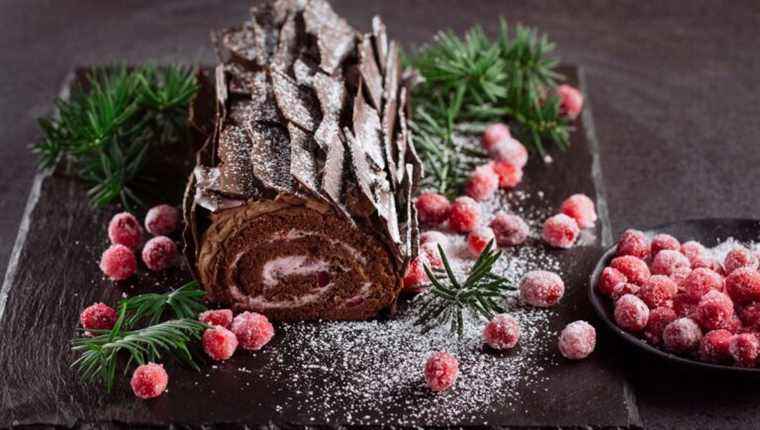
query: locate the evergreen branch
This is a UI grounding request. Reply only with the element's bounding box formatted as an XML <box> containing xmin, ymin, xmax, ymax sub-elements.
<box><xmin>414</xmin><ymin>240</ymin><xmax>515</xmax><ymax>337</ymax></box>
<box><xmin>119</xmin><ymin>281</ymin><xmax>207</xmax><ymax>328</ymax></box>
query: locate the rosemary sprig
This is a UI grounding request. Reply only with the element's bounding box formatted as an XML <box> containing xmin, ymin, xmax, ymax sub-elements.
<box><xmin>72</xmin><ymin>309</ymin><xmax>207</xmax><ymax>391</ymax></box>
<box><xmin>414</xmin><ymin>240</ymin><xmax>515</xmax><ymax>337</ymax></box>
<box><xmin>33</xmin><ymin>64</ymin><xmax>198</xmax><ymax>209</ymax></box>
<box><xmin>408</xmin><ymin>19</ymin><xmax>571</xmax><ymax>195</ymax></box>
<box><xmin>120</xmin><ymin>280</ymin><xmax>207</xmax><ymax>328</ymax></box>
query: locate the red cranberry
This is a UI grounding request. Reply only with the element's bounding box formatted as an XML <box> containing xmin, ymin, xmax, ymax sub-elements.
<box><xmin>483</xmin><ymin>313</ymin><xmax>520</xmax><ymax>350</ymax></box>
<box><xmin>489</xmin><ymin>138</ymin><xmax>528</xmax><ymax>169</ymax></box>
<box><xmin>491</xmin><ymin>161</ymin><xmax>524</xmax><ymax>189</ymax></box>
<box><xmin>651</xmin><ymin>234</ymin><xmax>680</xmax><ymax>256</ymax></box>
<box><xmin>662</xmin><ymin>318</ymin><xmax>702</xmax><ymax>353</ymax></box>
<box><xmin>616</xmin><ymin>229</ymin><xmax>650</xmax><ymax>259</ymax></box>
<box><xmin>79</xmin><ymin>303</ymin><xmax>117</xmax><ymax>332</ymax></box>
<box><xmin>144</xmin><ymin>204</ymin><xmax>179</xmax><ymax>236</ymax></box>
<box><xmin>683</xmin><ymin>268</ymin><xmax>724</xmax><ymax>300</ymax></box>
<box><xmin>558</xmin><ymin>320</ymin><xmax>596</xmax><ymax>360</ymax></box>
<box><xmin>557</xmin><ymin>84</ymin><xmax>584</xmax><ymax>120</ymax></box>
<box><xmin>465</xmin><ymin>163</ymin><xmax>499</xmax><ymax>201</ymax></box>
<box><xmin>644</xmin><ymin>306</ymin><xmax>677</xmax><ymax>345</ymax></box>
<box><xmin>107</xmin><ymin>212</ymin><xmax>142</xmax><ymax>249</ymax></box>
<box><xmin>203</xmin><ymin>326</ymin><xmax>238</xmax><ymax>361</ymax></box>
<box><xmin>482</xmin><ymin>123</ymin><xmax>511</xmax><ymax>152</ymax></box>
<box><xmin>424</xmin><ymin>351</ymin><xmax>459</xmax><ymax>392</ymax></box>
<box><xmin>231</xmin><ymin>312</ymin><xmax>275</xmax><ymax>351</ymax></box>
<box><xmin>598</xmin><ymin>266</ymin><xmax>628</xmax><ymax>297</ymax></box>
<box><xmin>639</xmin><ymin>275</ymin><xmax>677</xmax><ymax>308</ymax></box>
<box><xmin>141</xmin><ymin>236</ymin><xmax>177</xmax><ymax>272</ymax></box>
<box><xmin>695</xmin><ymin>290</ymin><xmax>734</xmax><ymax>331</ymax></box>
<box><xmin>651</xmin><ymin>250</ymin><xmax>691</xmax><ymax>276</ymax></box>
<box><xmin>614</xmin><ymin>294</ymin><xmax>649</xmax><ymax>333</ymax></box>
<box><xmin>726</xmin><ymin>267</ymin><xmax>760</xmax><ymax>304</ymax></box>
<box><xmin>467</xmin><ymin>227</ymin><xmax>495</xmax><ymax>257</ymax></box>
<box><xmin>519</xmin><ymin>270</ymin><xmax>565</xmax><ymax>307</ymax></box>
<box><xmin>560</xmin><ymin>194</ymin><xmax>597</xmax><ymax>229</ymax></box>
<box><xmin>730</xmin><ymin>333</ymin><xmax>759</xmax><ymax>367</ymax></box>
<box><xmin>724</xmin><ymin>247</ymin><xmax>759</xmax><ymax>275</ymax></box>
<box><xmin>699</xmin><ymin>329</ymin><xmax>733</xmax><ymax>363</ymax></box>
<box><xmin>609</xmin><ymin>255</ymin><xmax>650</xmax><ymax>285</ymax></box>
<box><xmin>130</xmin><ymin>363</ymin><xmax>168</xmax><ymax>399</ymax></box>
<box><xmin>415</xmin><ymin>193</ymin><xmax>451</xmax><ymax>226</ymax></box>
<box><xmin>448</xmin><ymin>197</ymin><xmax>481</xmax><ymax>233</ymax></box>
<box><xmin>490</xmin><ymin>211</ymin><xmax>529</xmax><ymax>247</ymax></box>
<box><xmin>542</xmin><ymin>214</ymin><xmax>580</xmax><ymax>249</ymax></box>
<box><xmin>99</xmin><ymin>244</ymin><xmax>137</xmax><ymax>281</ymax></box>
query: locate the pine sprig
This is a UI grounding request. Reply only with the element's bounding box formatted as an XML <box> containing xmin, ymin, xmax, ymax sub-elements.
<box><xmin>33</xmin><ymin>64</ymin><xmax>198</xmax><ymax>209</ymax></box>
<box><xmin>414</xmin><ymin>240</ymin><xmax>515</xmax><ymax>337</ymax></box>
<box><xmin>71</xmin><ymin>310</ymin><xmax>207</xmax><ymax>391</ymax></box>
<box><xmin>408</xmin><ymin>19</ymin><xmax>571</xmax><ymax>195</ymax></box>
<box><xmin>120</xmin><ymin>280</ymin><xmax>207</xmax><ymax>327</ymax></box>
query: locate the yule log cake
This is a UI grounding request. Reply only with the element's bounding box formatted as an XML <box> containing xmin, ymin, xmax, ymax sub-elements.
<box><xmin>183</xmin><ymin>0</ymin><xmax>423</xmax><ymax>321</ymax></box>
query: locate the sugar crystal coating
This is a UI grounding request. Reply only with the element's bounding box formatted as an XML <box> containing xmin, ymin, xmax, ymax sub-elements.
<box><xmin>130</xmin><ymin>363</ymin><xmax>168</xmax><ymax>399</ymax></box>
<box><xmin>611</xmin><ymin>282</ymin><xmax>640</xmax><ymax>301</ymax></box>
<box><xmin>662</xmin><ymin>317</ymin><xmax>702</xmax><ymax>353</ymax></box>
<box><xmin>231</xmin><ymin>311</ymin><xmax>275</xmax><ymax>351</ymax></box>
<box><xmin>723</xmin><ymin>247</ymin><xmax>759</xmax><ymax>275</ymax></box>
<box><xmin>610</xmin><ymin>255</ymin><xmax>650</xmax><ymax>285</ymax></box>
<box><xmin>639</xmin><ymin>275</ymin><xmax>677</xmax><ymax>308</ymax></box>
<box><xmin>643</xmin><ymin>306</ymin><xmax>677</xmax><ymax>345</ymax></box>
<box><xmin>541</xmin><ymin>213</ymin><xmax>579</xmax><ymax>249</ymax></box>
<box><xmin>699</xmin><ymin>329</ymin><xmax>732</xmax><ymax>363</ymax></box>
<box><xmin>424</xmin><ymin>351</ymin><xmax>459</xmax><ymax>392</ymax></box>
<box><xmin>739</xmin><ymin>302</ymin><xmax>760</xmax><ymax>331</ymax></box>
<box><xmin>448</xmin><ymin>197</ymin><xmax>481</xmax><ymax>234</ymax></box>
<box><xmin>491</xmin><ymin>161</ymin><xmax>524</xmax><ymax>189</ymax></box>
<box><xmin>651</xmin><ymin>250</ymin><xmax>691</xmax><ymax>276</ymax></box>
<box><xmin>465</xmin><ymin>164</ymin><xmax>499</xmax><ymax>201</ymax></box>
<box><xmin>558</xmin><ymin>320</ymin><xmax>596</xmax><ymax>360</ymax></box>
<box><xmin>519</xmin><ymin>270</ymin><xmax>564</xmax><ymax>308</ymax></box>
<box><xmin>614</xmin><ymin>294</ymin><xmax>649</xmax><ymax>333</ymax></box>
<box><xmin>557</xmin><ymin>84</ymin><xmax>584</xmax><ymax>120</ymax></box>
<box><xmin>616</xmin><ymin>229</ymin><xmax>650</xmax><ymax>259</ymax></box>
<box><xmin>490</xmin><ymin>211</ymin><xmax>529</xmax><ymax>247</ymax></box>
<box><xmin>141</xmin><ymin>236</ymin><xmax>177</xmax><ymax>272</ymax></box>
<box><xmin>403</xmin><ymin>254</ymin><xmax>430</xmax><ymax>293</ymax></box>
<box><xmin>415</xmin><ymin>192</ymin><xmax>451</xmax><ymax>226</ymax></box>
<box><xmin>729</xmin><ymin>333</ymin><xmax>759</xmax><ymax>367</ymax></box>
<box><xmin>672</xmin><ymin>292</ymin><xmax>699</xmax><ymax>318</ymax></box>
<box><xmin>695</xmin><ymin>290</ymin><xmax>734</xmax><ymax>331</ymax></box>
<box><xmin>683</xmin><ymin>267</ymin><xmax>724</xmax><ymax>300</ymax></box>
<box><xmin>482</xmin><ymin>313</ymin><xmax>520</xmax><ymax>350</ymax></box>
<box><xmin>467</xmin><ymin>227</ymin><xmax>495</xmax><ymax>257</ymax></box>
<box><xmin>650</xmin><ymin>234</ymin><xmax>680</xmax><ymax>257</ymax></box>
<box><xmin>79</xmin><ymin>303</ymin><xmax>117</xmax><ymax>331</ymax></box>
<box><xmin>199</xmin><ymin>309</ymin><xmax>234</xmax><ymax>328</ymax></box>
<box><xmin>203</xmin><ymin>325</ymin><xmax>239</xmax><ymax>361</ymax></box>
<box><xmin>145</xmin><ymin>204</ymin><xmax>180</xmax><ymax>236</ymax></box>
<box><xmin>489</xmin><ymin>137</ymin><xmax>528</xmax><ymax>169</ymax></box>
<box><xmin>99</xmin><ymin>244</ymin><xmax>137</xmax><ymax>281</ymax></box>
<box><xmin>598</xmin><ymin>266</ymin><xmax>628</xmax><ymax>297</ymax></box>
<box><xmin>420</xmin><ymin>241</ymin><xmax>444</xmax><ymax>269</ymax></box>
<box><xmin>560</xmin><ymin>194</ymin><xmax>597</xmax><ymax>229</ymax></box>
<box><xmin>481</xmin><ymin>123</ymin><xmax>511</xmax><ymax>152</ymax></box>
<box><xmin>107</xmin><ymin>212</ymin><xmax>142</xmax><ymax>249</ymax></box>
<box><xmin>725</xmin><ymin>267</ymin><xmax>760</xmax><ymax>304</ymax></box>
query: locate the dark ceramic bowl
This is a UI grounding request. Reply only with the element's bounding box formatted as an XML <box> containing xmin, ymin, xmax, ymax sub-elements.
<box><xmin>589</xmin><ymin>218</ymin><xmax>760</xmax><ymax>373</ymax></box>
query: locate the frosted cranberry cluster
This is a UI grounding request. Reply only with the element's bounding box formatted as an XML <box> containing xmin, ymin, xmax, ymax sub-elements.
<box><xmin>600</xmin><ymin>229</ymin><xmax>760</xmax><ymax>367</ymax></box>
<box><xmin>100</xmin><ymin>205</ymin><xmax>180</xmax><ymax>281</ymax></box>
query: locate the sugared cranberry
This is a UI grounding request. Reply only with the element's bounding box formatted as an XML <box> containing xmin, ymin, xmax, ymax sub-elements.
<box><xmin>725</xmin><ymin>267</ymin><xmax>760</xmax><ymax>304</ymax></box>
<box><xmin>199</xmin><ymin>309</ymin><xmax>233</xmax><ymax>328</ymax></box>
<box><xmin>560</xmin><ymin>194</ymin><xmax>597</xmax><ymax>229</ymax></box>
<box><xmin>489</xmin><ymin>212</ymin><xmax>529</xmax><ymax>247</ymax></box>
<box><xmin>609</xmin><ymin>255</ymin><xmax>651</xmax><ymax>285</ymax></box>
<box><xmin>558</xmin><ymin>320</ymin><xmax>596</xmax><ymax>360</ymax></box>
<box><xmin>467</xmin><ymin>227</ymin><xmax>495</xmax><ymax>257</ymax></box>
<box><xmin>491</xmin><ymin>161</ymin><xmax>524</xmax><ymax>189</ymax></box>
<box><xmin>651</xmin><ymin>234</ymin><xmax>680</xmax><ymax>257</ymax></box>
<box><xmin>519</xmin><ymin>270</ymin><xmax>565</xmax><ymax>307</ymax></box>
<box><xmin>681</xmin><ymin>241</ymin><xmax>706</xmax><ymax>264</ymax></box>
<box><xmin>482</xmin><ymin>123</ymin><xmax>511</xmax><ymax>152</ymax></box>
<box><xmin>130</xmin><ymin>363</ymin><xmax>168</xmax><ymax>399</ymax></box>
<box><xmin>415</xmin><ymin>193</ymin><xmax>451</xmax><ymax>226</ymax></box>
<box><xmin>696</xmin><ymin>290</ymin><xmax>734</xmax><ymax>331</ymax></box>
<box><xmin>483</xmin><ymin>313</ymin><xmax>520</xmax><ymax>350</ymax></box>
<box><xmin>683</xmin><ymin>268</ymin><xmax>724</xmax><ymax>300</ymax></box>
<box><xmin>724</xmin><ymin>313</ymin><xmax>744</xmax><ymax>334</ymax></box>
<box><xmin>99</xmin><ymin>244</ymin><xmax>137</xmax><ymax>281</ymax></box>
<box><xmin>739</xmin><ymin>303</ymin><xmax>760</xmax><ymax>331</ymax></box>
<box><xmin>611</xmin><ymin>282</ymin><xmax>641</xmax><ymax>301</ymax></box>
<box><xmin>424</xmin><ymin>351</ymin><xmax>459</xmax><ymax>392</ymax></box>
<box><xmin>639</xmin><ymin>275</ymin><xmax>677</xmax><ymax>308</ymax></box>
<box><xmin>403</xmin><ymin>254</ymin><xmax>430</xmax><ymax>293</ymax></box>
<box><xmin>107</xmin><ymin>212</ymin><xmax>142</xmax><ymax>249</ymax></box>
<box><xmin>231</xmin><ymin>312</ymin><xmax>274</xmax><ymax>351</ymax></box>
<box><xmin>489</xmin><ymin>137</ymin><xmax>528</xmax><ymax>169</ymax></box>
<box><xmin>448</xmin><ymin>197</ymin><xmax>481</xmax><ymax>233</ymax></box>
<box><xmin>465</xmin><ymin>163</ymin><xmax>499</xmax><ymax>201</ymax></box>
<box><xmin>643</xmin><ymin>306</ymin><xmax>677</xmax><ymax>345</ymax></box>
<box><xmin>614</xmin><ymin>294</ymin><xmax>649</xmax><ymax>333</ymax></box>
<box><xmin>421</xmin><ymin>242</ymin><xmax>444</xmax><ymax>269</ymax></box>
<box><xmin>79</xmin><ymin>303</ymin><xmax>117</xmax><ymax>332</ymax></box>
<box><xmin>670</xmin><ymin>266</ymin><xmax>692</xmax><ymax>289</ymax></box>
<box><xmin>542</xmin><ymin>213</ymin><xmax>580</xmax><ymax>249</ymax></box>
<box><xmin>420</xmin><ymin>231</ymin><xmax>449</xmax><ymax>248</ymax></box>
<box><xmin>651</xmin><ymin>250</ymin><xmax>691</xmax><ymax>276</ymax></box>
<box><xmin>730</xmin><ymin>333</ymin><xmax>759</xmax><ymax>367</ymax></box>
<box><xmin>598</xmin><ymin>266</ymin><xmax>628</xmax><ymax>297</ymax></box>
<box><xmin>144</xmin><ymin>204</ymin><xmax>179</xmax><ymax>236</ymax></box>
<box><xmin>673</xmin><ymin>292</ymin><xmax>699</xmax><ymax>318</ymax></box>
<box><xmin>663</xmin><ymin>317</ymin><xmax>702</xmax><ymax>353</ymax></box>
<box><xmin>557</xmin><ymin>84</ymin><xmax>584</xmax><ymax>120</ymax></box>
<box><xmin>141</xmin><ymin>236</ymin><xmax>177</xmax><ymax>271</ymax></box>
<box><xmin>616</xmin><ymin>229</ymin><xmax>650</xmax><ymax>259</ymax></box>
<box><xmin>699</xmin><ymin>329</ymin><xmax>733</xmax><ymax>363</ymax></box>
<box><xmin>724</xmin><ymin>247</ymin><xmax>759</xmax><ymax>275</ymax></box>
<box><xmin>203</xmin><ymin>326</ymin><xmax>239</xmax><ymax>361</ymax></box>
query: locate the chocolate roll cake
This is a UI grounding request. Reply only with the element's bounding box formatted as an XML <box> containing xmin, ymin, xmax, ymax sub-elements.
<box><xmin>183</xmin><ymin>0</ymin><xmax>422</xmax><ymax>320</ymax></box>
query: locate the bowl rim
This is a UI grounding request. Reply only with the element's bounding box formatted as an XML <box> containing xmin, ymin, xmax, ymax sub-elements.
<box><xmin>588</xmin><ymin>218</ymin><xmax>760</xmax><ymax>373</ymax></box>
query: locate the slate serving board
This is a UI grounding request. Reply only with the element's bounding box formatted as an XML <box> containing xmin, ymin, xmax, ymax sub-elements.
<box><xmin>0</xmin><ymin>66</ymin><xmax>642</xmax><ymax>429</ymax></box>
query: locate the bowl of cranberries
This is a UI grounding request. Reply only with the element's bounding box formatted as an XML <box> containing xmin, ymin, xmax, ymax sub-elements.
<box><xmin>589</xmin><ymin>218</ymin><xmax>760</xmax><ymax>371</ymax></box>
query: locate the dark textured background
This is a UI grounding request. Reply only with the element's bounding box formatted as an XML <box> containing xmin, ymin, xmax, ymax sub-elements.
<box><xmin>1</xmin><ymin>1</ymin><xmax>759</xmax><ymax>428</ymax></box>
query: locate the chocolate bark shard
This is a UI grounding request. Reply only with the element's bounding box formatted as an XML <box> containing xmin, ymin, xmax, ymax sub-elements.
<box><xmin>271</xmin><ymin>68</ymin><xmax>320</xmax><ymax>132</ymax></box>
<box><xmin>194</xmin><ymin>166</ymin><xmax>246</xmax><ymax>212</ymax></box>
<box><xmin>272</xmin><ymin>12</ymin><xmax>299</xmax><ymax>73</ymax></box>
<box><xmin>343</xmin><ymin>127</ymin><xmax>375</xmax><ymax>208</ymax></box>
<box><xmin>358</xmin><ymin>36</ymin><xmax>383</xmax><ymax>109</ymax></box>
<box><xmin>247</xmin><ymin>123</ymin><xmax>294</xmax><ymax>194</ymax></box>
<box><xmin>352</xmin><ymin>87</ymin><xmax>385</xmax><ymax>170</ymax></box>
<box><xmin>312</xmin><ymin>71</ymin><xmax>346</xmax><ymax>153</ymax></box>
<box><xmin>293</xmin><ymin>57</ymin><xmax>319</xmax><ymax>87</ymax></box>
<box><xmin>372</xmin><ymin>16</ymin><xmax>388</xmax><ymax>76</ymax></box>
<box><xmin>320</xmin><ymin>130</ymin><xmax>346</xmax><ymax>208</ymax></box>
<box><xmin>302</xmin><ymin>0</ymin><xmax>356</xmax><ymax>74</ymax></box>
<box><xmin>218</xmin><ymin>26</ymin><xmax>258</xmax><ymax>64</ymax></box>
<box><xmin>217</xmin><ymin>125</ymin><xmax>255</xmax><ymax>196</ymax></box>
<box><xmin>394</xmin><ymin>87</ymin><xmax>409</xmax><ymax>180</ymax></box>
<box><xmin>287</xmin><ymin>122</ymin><xmax>321</xmax><ymax>195</ymax></box>
<box><xmin>247</xmin><ymin>71</ymin><xmax>281</xmax><ymax>123</ymax></box>
<box><xmin>381</xmin><ymin>41</ymin><xmax>401</xmax><ymax>186</ymax></box>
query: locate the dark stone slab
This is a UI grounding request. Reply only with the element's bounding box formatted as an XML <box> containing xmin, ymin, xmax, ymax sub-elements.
<box><xmin>0</xmin><ymin>64</ymin><xmax>638</xmax><ymax>428</ymax></box>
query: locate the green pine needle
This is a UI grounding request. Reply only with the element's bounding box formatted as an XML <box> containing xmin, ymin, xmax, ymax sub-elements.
<box><xmin>407</xmin><ymin>19</ymin><xmax>572</xmax><ymax>195</ymax></box>
<box><xmin>33</xmin><ymin>64</ymin><xmax>198</xmax><ymax>208</ymax></box>
<box><xmin>414</xmin><ymin>239</ymin><xmax>515</xmax><ymax>337</ymax></box>
<box><xmin>120</xmin><ymin>280</ymin><xmax>207</xmax><ymax>328</ymax></box>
